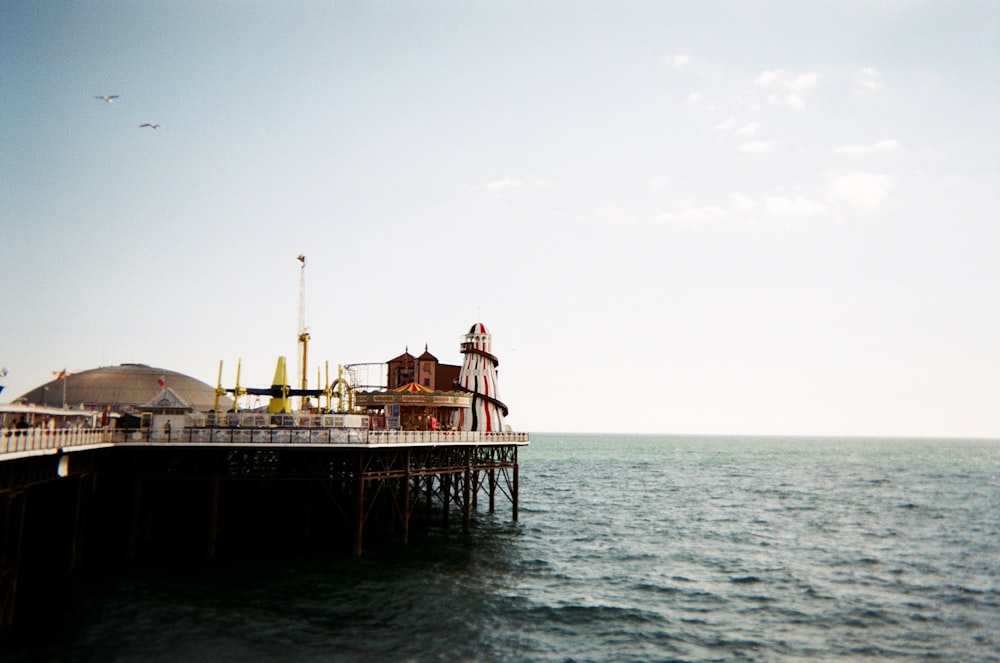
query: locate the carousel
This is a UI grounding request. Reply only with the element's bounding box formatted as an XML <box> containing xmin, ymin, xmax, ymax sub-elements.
<box><xmin>354</xmin><ymin>382</ymin><xmax>472</xmax><ymax>431</ymax></box>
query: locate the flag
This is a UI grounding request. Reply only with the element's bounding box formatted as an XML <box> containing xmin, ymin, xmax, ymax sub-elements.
<box><xmin>54</xmin><ymin>369</ymin><xmax>67</xmax><ymax>381</ymax></box>
<box><xmin>158</xmin><ymin>376</ymin><xmax>166</xmax><ymax>387</ymax></box>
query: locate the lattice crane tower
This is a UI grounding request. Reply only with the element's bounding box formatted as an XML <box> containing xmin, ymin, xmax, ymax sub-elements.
<box><xmin>452</xmin><ymin>322</ymin><xmax>509</xmax><ymax>432</ymax></box>
<box><xmin>296</xmin><ymin>254</ymin><xmax>310</xmax><ymax>407</ymax></box>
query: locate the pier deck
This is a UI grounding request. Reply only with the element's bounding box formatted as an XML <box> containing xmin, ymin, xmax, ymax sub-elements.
<box><xmin>0</xmin><ymin>426</ymin><xmax>527</xmax><ymax>627</ymax></box>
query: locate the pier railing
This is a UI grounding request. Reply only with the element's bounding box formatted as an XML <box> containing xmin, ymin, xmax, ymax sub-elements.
<box><xmin>1</xmin><ymin>427</ymin><xmax>112</xmax><ymax>456</ymax></box>
<box><xmin>111</xmin><ymin>427</ymin><xmax>528</xmax><ymax>446</ymax></box>
<box><xmin>1</xmin><ymin>426</ymin><xmax>528</xmax><ymax>458</ymax></box>
<box><xmin>367</xmin><ymin>430</ymin><xmax>528</xmax><ymax>445</ymax></box>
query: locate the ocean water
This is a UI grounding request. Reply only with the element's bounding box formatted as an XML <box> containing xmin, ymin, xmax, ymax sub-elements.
<box><xmin>7</xmin><ymin>434</ymin><xmax>1000</xmax><ymax>662</ymax></box>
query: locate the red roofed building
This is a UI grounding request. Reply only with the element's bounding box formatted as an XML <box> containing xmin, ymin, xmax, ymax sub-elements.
<box><xmin>386</xmin><ymin>344</ymin><xmax>460</xmax><ymax>392</ymax></box>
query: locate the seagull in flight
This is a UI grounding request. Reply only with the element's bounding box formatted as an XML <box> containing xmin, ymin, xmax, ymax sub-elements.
<box><xmin>139</xmin><ymin>123</ymin><xmax>163</xmax><ymax>130</ymax></box>
<box><xmin>95</xmin><ymin>94</ymin><xmax>119</xmax><ymax>103</ymax></box>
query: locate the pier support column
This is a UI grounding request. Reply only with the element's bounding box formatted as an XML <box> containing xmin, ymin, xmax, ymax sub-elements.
<box><xmin>512</xmin><ymin>457</ymin><xmax>519</xmax><ymax>522</ymax></box>
<box><xmin>425</xmin><ymin>474</ymin><xmax>433</xmax><ymax>518</ymax></box>
<box><xmin>402</xmin><ymin>450</ymin><xmax>411</xmax><ymax>545</ymax></box>
<box><xmin>68</xmin><ymin>474</ymin><xmax>89</xmax><ymax>573</ymax></box>
<box><xmin>488</xmin><ymin>468</ymin><xmax>496</xmax><ymax>513</ymax></box>
<box><xmin>442</xmin><ymin>473</ymin><xmax>451</xmax><ymax>528</ymax></box>
<box><xmin>0</xmin><ymin>490</ymin><xmax>28</xmax><ymax>627</ymax></box>
<box><xmin>126</xmin><ymin>477</ymin><xmax>142</xmax><ymax>561</ymax></box>
<box><xmin>463</xmin><ymin>449</ymin><xmax>472</xmax><ymax>534</ymax></box>
<box><xmin>353</xmin><ymin>452</ymin><xmax>365</xmax><ymax>556</ymax></box>
<box><xmin>206</xmin><ymin>476</ymin><xmax>221</xmax><ymax>559</ymax></box>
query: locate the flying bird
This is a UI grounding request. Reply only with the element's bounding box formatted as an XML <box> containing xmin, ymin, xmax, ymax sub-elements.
<box><xmin>95</xmin><ymin>95</ymin><xmax>119</xmax><ymax>103</ymax></box>
<box><xmin>139</xmin><ymin>123</ymin><xmax>163</xmax><ymax>130</ymax></box>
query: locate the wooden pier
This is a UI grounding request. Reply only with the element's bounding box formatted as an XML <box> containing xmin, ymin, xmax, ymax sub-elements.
<box><xmin>0</xmin><ymin>426</ymin><xmax>526</xmax><ymax>628</ymax></box>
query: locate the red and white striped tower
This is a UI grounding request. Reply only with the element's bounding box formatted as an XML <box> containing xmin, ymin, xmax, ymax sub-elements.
<box><xmin>452</xmin><ymin>322</ymin><xmax>509</xmax><ymax>432</ymax></box>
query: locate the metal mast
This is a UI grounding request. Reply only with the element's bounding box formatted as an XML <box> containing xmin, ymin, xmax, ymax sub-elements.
<box><xmin>297</xmin><ymin>254</ymin><xmax>310</xmax><ymax>409</ymax></box>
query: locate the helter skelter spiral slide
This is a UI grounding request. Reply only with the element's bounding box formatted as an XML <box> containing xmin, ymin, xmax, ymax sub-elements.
<box><xmin>451</xmin><ymin>322</ymin><xmax>509</xmax><ymax>433</ymax></box>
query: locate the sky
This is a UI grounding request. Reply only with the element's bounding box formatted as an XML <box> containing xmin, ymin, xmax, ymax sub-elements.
<box><xmin>2</xmin><ymin>1</ymin><xmax>998</xmax><ymax>438</ymax></box>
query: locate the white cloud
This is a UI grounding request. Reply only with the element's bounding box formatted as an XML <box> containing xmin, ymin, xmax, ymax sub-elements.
<box><xmin>854</xmin><ymin>67</ymin><xmax>884</xmax><ymax>91</ymax></box>
<box><xmin>654</xmin><ymin>204</ymin><xmax>726</xmax><ymax>226</ymax></box>
<box><xmin>595</xmin><ymin>201</ymin><xmax>728</xmax><ymax>227</ymax></box>
<box><xmin>595</xmin><ymin>204</ymin><xmax>629</xmax><ymax>225</ymax></box>
<box><xmin>485</xmin><ymin>178</ymin><xmax>523</xmax><ymax>191</ymax></box>
<box><xmin>712</xmin><ymin>116</ymin><xmax>737</xmax><ymax>133</ymax></box>
<box><xmin>664</xmin><ymin>54</ymin><xmax>690</xmax><ymax>69</ymax></box>
<box><xmin>683</xmin><ymin>91</ymin><xmax>719</xmax><ymax>112</ymax></box>
<box><xmin>713</xmin><ymin>118</ymin><xmax>759</xmax><ymax>137</ymax></box>
<box><xmin>476</xmin><ymin>178</ymin><xmax>551</xmax><ymax>194</ymax></box>
<box><xmin>828</xmin><ymin>172</ymin><xmax>890</xmax><ymax>208</ymax></box>
<box><xmin>650</xmin><ymin>175</ymin><xmax>669</xmax><ymax>190</ymax></box>
<box><xmin>684</xmin><ymin>91</ymin><xmax>704</xmax><ymax>105</ymax></box>
<box><xmin>754</xmin><ymin>69</ymin><xmax>818</xmax><ymax>92</ymax></box>
<box><xmin>833</xmin><ymin>139</ymin><xmax>901</xmax><ymax>156</ymax></box>
<box><xmin>767</xmin><ymin>92</ymin><xmax>807</xmax><ymax>111</ymax></box>
<box><xmin>735</xmin><ymin>94</ymin><xmax>762</xmax><ymax>113</ymax></box>
<box><xmin>730</xmin><ymin>193</ymin><xmax>756</xmax><ymax>211</ymax></box>
<box><xmin>765</xmin><ymin>195</ymin><xmax>826</xmax><ymax>217</ymax></box>
<box><xmin>740</xmin><ymin>140</ymin><xmax>772</xmax><ymax>154</ymax></box>
<box><xmin>753</xmin><ymin>69</ymin><xmax>818</xmax><ymax>110</ymax></box>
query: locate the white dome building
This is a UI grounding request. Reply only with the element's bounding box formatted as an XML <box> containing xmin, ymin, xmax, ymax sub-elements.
<box><xmin>14</xmin><ymin>363</ymin><xmax>227</xmax><ymax>412</ymax></box>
